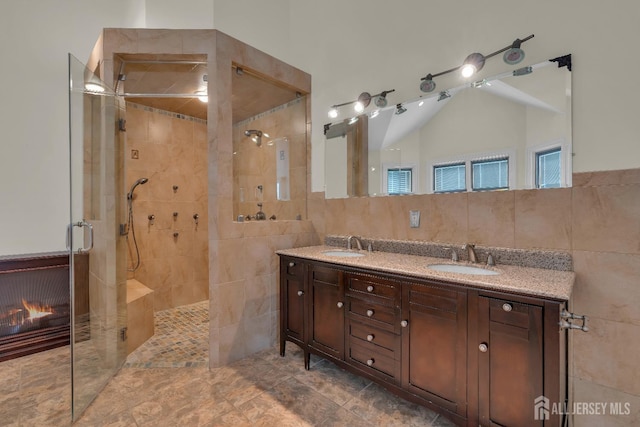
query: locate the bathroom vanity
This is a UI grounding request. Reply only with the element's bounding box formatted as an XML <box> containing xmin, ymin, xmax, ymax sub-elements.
<box><xmin>277</xmin><ymin>245</ymin><xmax>574</xmax><ymax>427</ymax></box>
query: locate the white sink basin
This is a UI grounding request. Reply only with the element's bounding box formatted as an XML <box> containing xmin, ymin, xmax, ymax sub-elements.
<box><xmin>322</xmin><ymin>250</ymin><xmax>365</xmax><ymax>258</ymax></box>
<box><xmin>428</xmin><ymin>263</ymin><xmax>499</xmax><ymax>276</ymax></box>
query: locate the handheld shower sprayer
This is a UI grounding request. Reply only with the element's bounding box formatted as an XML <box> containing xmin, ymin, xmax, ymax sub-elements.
<box><xmin>126</xmin><ymin>177</ymin><xmax>148</xmax><ymax>272</ymax></box>
<box><xmin>127</xmin><ymin>177</ymin><xmax>149</xmax><ymax>200</ymax></box>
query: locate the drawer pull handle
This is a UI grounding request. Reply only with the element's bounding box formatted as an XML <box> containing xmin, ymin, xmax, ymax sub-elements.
<box><xmin>366</xmin><ymin>334</ymin><xmax>374</xmax><ymax>342</ymax></box>
<box><xmin>288</xmin><ymin>262</ymin><xmax>295</xmax><ymax>267</ymax></box>
<box><xmin>400</xmin><ymin>320</ymin><xmax>408</xmax><ymax>328</ymax></box>
<box><xmin>479</xmin><ymin>343</ymin><xmax>488</xmax><ymax>353</ymax></box>
<box><xmin>366</xmin><ymin>358</ymin><xmax>374</xmax><ymax>366</ymax></box>
<box><xmin>502</xmin><ymin>303</ymin><xmax>513</xmax><ymax>312</ymax></box>
<box><xmin>366</xmin><ymin>285</ymin><xmax>374</xmax><ymax>292</ymax></box>
<box><xmin>297</xmin><ymin>290</ymin><xmax>304</xmax><ymax>297</ymax></box>
<box><xmin>366</xmin><ymin>309</ymin><xmax>374</xmax><ymax>317</ymax></box>
<box><xmin>337</xmin><ymin>301</ymin><xmax>344</xmax><ymax>308</ymax></box>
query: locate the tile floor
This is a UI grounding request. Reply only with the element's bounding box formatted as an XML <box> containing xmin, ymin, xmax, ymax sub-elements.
<box><xmin>1</xmin><ymin>301</ymin><xmax>457</xmax><ymax>426</ymax></box>
<box><xmin>124</xmin><ymin>301</ymin><xmax>209</xmax><ymax>368</ymax></box>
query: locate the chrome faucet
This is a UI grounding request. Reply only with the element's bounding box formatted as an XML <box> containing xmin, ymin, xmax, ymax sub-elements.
<box><xmin>463</xmin><ymin>243</ymin><xmax>478</xmax><ymax>263</ymax></box>
<box><xmin>347</xmin><ymin>236</ymin><xmax>363</xmax><ymax>250</ymax></box>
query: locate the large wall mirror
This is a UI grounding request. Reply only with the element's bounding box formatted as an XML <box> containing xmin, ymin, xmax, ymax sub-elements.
<box><xmin>324</xmin><ymin>55</ymin><xmax>572</xmax><ymax>198</ymax></box>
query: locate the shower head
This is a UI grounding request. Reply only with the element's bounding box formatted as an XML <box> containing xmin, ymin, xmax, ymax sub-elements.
<box><xmin>127</xmin><ymin>177</ymin><xmax>149</xmax><ymax>200</ymax></box>
<box><xmin>244</xmin><ymin>129</ymin><xmax>263</xmax><ymax>147</ymax></box>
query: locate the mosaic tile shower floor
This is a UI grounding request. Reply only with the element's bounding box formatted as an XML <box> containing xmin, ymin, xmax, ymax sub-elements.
<box><xmin>124</xmin><ymin>300</ymin><xmax>209</xmax><ymax>368</ymax></box>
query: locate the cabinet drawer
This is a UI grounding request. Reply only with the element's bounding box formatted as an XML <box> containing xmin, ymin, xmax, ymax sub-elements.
<box><xmin>282</xmin><ymin>258</ymin><xmax>304</xmax><ymax>277</ymax></box>
<box><xmin>348</xmin><ymin>318</ymin><xmax>399</xmax><ymax>353</ymax></box>
<box><xmin>349</xmin><ymin>339</ymin><xmax>398</xmax><ymax>380</ymax></box>
<box><xmin>346</xmin><ymin>274</ymin><xmax>399</xmax><ymax>306</ymax></box>
<box><xmin>348</xmin><ymin>298</ymin><xmax>399</xmax><ymax>330</ymax></box>
<box><xmin>489</xmin><ymin>298</ymin><xmax>536</xmax><ymax>329</ymax></box>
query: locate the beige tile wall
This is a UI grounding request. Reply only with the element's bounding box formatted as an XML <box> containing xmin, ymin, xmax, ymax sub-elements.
<box><xmin>316</xmin><ymin>168</ymin><xmax>640</xmax><ymax>424</ymax></box>
<box><xmin>125</xmin><ymin>103</ymin><xmax>209</xmax><ymax>311</ymax></box>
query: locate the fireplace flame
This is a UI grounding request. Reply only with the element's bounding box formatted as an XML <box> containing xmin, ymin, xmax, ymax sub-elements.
<box><xmin>21</xmin><ymin>299</ymin><xmax>53</xmax><ymax>321</ymax></box>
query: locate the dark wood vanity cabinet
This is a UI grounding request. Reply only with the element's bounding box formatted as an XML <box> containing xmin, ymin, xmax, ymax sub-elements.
<box><xmin>307</xmin><ymin>264</ymin><xmax>344</xmax><ymax>360</ymax></box>
<box><xmin>345</xmin><ymin>273</ymin><xmax>402</xmax><ymax>383</ymax></box>
<box><xmin>279</xmin><ymin>257</ymin><xmax>308</xmax><ymax>366</ymax></box>
<box><xmin>476</xmin><ymin>295</ymin><xmax>543</xmax><ymax>427</ymax></box>
<box><xmin>279</xmin><ymin>256</ymin><xmax>567</xmax><ymax>427</ymax></box>
<box><xmin>402</xmin><ymin>282</ymin><xmax>468</xmax><ymax>419</ymax></box>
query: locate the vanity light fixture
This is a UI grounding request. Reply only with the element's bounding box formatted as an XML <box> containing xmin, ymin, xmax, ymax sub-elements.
<box><xmin>374</xmin><ymin>90</ymin><xmax>394</xmax><ymax>108</ymax></box>
<box><xmin>354</xmin><ymin>92</ymin><xmax>372</xmax><ymax>113</ymax></box>
<box><xmin>461</xmin><ymin>53</ymin><xmax>486</xmax><ymax>78</ymax></box>
<box><xmin>503</xmin><ymin>39</ymin><xmax>526</xmax><ymax>65</ymax></box>
<box><xmin>327</xmin><ymin>89</ymin><xmax>395</xmax><ymax>118</ymax></box>
<box><xmin>419</xmin><ymin>34</ymin><xmax>534</xmax><ymax>91</ymax></box>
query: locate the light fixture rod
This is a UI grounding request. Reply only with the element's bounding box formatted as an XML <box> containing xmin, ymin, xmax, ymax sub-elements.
<box><xmin>420</xmin><ymin>34</ymin><xmax>535</xmax><ymax>81</ymax></box>
<box><xmin>484</xmin><ymin>34</ymin><xmax>535</xmax><ymax>60</ymax></box>
<box><xmin>330</xmin><ymin>89</ymin><xmax>395</xmax><ymax>109</ymax></box>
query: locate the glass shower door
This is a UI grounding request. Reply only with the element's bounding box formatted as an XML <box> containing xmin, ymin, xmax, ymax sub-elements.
<box><xmin>68</xmin><ymin>54</ymin><xmax>126</xmax><ymax>420</ymax></box>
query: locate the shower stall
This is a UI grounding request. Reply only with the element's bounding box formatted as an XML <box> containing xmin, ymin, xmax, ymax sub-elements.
<box><xmin>63</xmin><ymin>29</ymin><xmax>312</xmax><ymax>423</ymax></box>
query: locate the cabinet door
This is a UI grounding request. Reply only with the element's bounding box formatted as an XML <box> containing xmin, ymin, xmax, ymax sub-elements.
<box><xmin>280</xmin><ymin>258</ymin><xmax>306</xmax><ymax>347</ymax></box>
<box><xmin>402</xmin><ymin>283</ymin><xmax>468</xmax><ymax>417</ymax></box>
<box><xmin>308</xmin><ymin>265</ymin><xmax>344</xmax><ymax>359</ymax></box>
<box><xmin>478</xmin><ymin>296</ymin><xmax>543</xmax><ymax>427</ymax></box>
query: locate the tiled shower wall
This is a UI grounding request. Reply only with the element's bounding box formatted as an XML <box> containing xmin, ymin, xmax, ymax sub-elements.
<box><xmin>125</xmin><ymin>102</ymin><xmax>209</xmax><ymax>311</ymax></box>
<box><xmin>233</xmin><ymin>98</ymin><xmax>307</xmax><ymax>221</ymax></box>
<box><xmin>311</xmin><ymin>167</ymin><xmax>640</xmax><ymax>425</ymax></box>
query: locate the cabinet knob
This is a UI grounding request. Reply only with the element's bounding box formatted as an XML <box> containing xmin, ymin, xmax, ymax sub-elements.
<box><xmin>502</xmin><ymin>303</ymin><xmax>513</xmax><ymax>312</ymax></box>
<box><xmin>366</xmin><ymin>358</ymin><xmax>374</xmax><ymax>366</ymax></box>
<box><xmin>366</xmin><ymin>334</ymin><xmax>374</xmax><ymax>342</ymax></box>
<box><xmin>288</xmin><ymin>262</ymin><xmax>295</xmax><ymax>267</ymax></box>
<box><xmin>366</xmin><ymin>309</ymin><xmax>374</xmax><ymax>317</ymax></box>
<box><xmin>479</xmin><ymin>343</ymin><xmax>488</xmax><ymax>353</ymax></box>
<box><xmin>297</xmin><ymin>290</ymin><xmax>304</xmax><ymax>297</ymax></box>
<box><xmin>366</xmin><ymin>285</ymin><xmax>374</xmax><ymax>292</ymax></box>
<box><xmin>400</xmin><ymin>320</ymin><xmax>408</xmax><ymax>328</ymax></box>
<box><xmin>337</xmin><ymin>301</ymin><xmax>344</xmax><ymax>308</ymax></box>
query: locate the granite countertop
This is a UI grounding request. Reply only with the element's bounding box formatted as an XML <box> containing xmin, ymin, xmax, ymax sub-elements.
<box><xmin>276</xmin><ymin>245</ymin><xmax>574</xmax><ymax>301</ymax></box>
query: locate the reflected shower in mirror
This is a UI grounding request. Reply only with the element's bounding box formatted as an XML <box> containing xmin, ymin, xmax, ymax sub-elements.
<box><xmin>324</xmin><ymin>55</ymin><xmax>572</xmax><ymax>198</ymax></box>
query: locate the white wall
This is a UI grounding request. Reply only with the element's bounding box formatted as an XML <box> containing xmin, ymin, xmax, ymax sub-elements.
<box><xmin>0</xmin><ymin>1</ymin><xmax>141</xmax><ymax>256</ymax></box>
<box><xmin>146</xmin><ymin>0</ymin><xmax>214</xmax><ymax>28</ymax></box>
<box><xmin>2</xmin><ymin>0</ymin><xmax>640</xmax><ymax>255</ymax></box>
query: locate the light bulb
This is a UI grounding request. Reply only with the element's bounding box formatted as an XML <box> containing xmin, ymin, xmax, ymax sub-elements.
<box><xmin>328</xmin><ymin>108</ymin><xmax>338</xmax><ymax>119</ymax></box>
<box><xmin>461</xmin><ymin>64</ymin><xmax>476</xmax><ymax>78</ymax></box>
<box><xmin>354</xmin><ymin>102</ymin><xmax>365</xmax><ymax>113</ymax></box>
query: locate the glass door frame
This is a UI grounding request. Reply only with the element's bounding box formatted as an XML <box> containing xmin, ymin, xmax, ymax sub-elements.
<box><xmin>68</xmin><ymin>53</ymin><xmax>127</xmax><ymax>421</ymax></box>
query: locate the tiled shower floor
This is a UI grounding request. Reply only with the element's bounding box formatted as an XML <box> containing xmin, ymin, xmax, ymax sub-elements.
<box><xmin>124</xmin><ymin>300</ymin><xmax>209</xmax><ymax>368</ymax></box>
